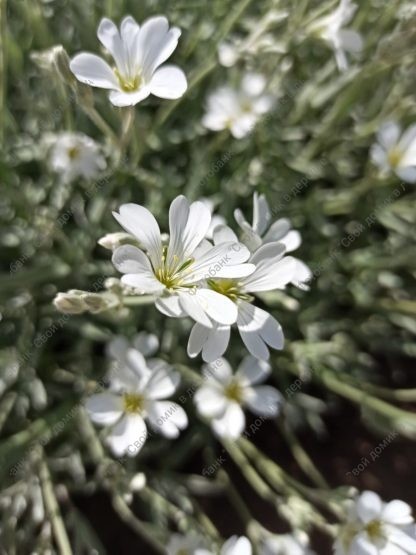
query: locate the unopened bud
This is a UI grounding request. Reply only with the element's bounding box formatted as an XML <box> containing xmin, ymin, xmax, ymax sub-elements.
<box><xmin>98</xmin><ymin>232</ymin><xmax>134</xmax><ymax>251</ymax></box>
<box><xmin>54</xmin><ymin>292</ymin><xmax>86</xmax><ymax>314</ymax></box>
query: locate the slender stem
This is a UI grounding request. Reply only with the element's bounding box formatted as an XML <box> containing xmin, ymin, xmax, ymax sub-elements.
<box><xmin>82</xmin><ymin>105</ymin><xmax>118</xmax><ymax>145</ymax></box>
<box><xmin>112</xmin><ymin>494</ymin><xmax>165</xmax><ymax>555</ymax></box>
<box><xmin>218</xmin><ymin>469</ymin><xmax>253</xmax><ymax>527</ymax></box>
<box><xmin>38</xmin><ymin>452</ymin><xmax>73</xmax><ymax>555</ymax></box>
<box><xmin>118</xmin><ymin>106</ymin><xmax>136</xmax><ymax>164</ymax></box>
<box><xmin>122</xmin><ymin>295</ymin><xmax>156</xmax><ymax>306</ymax></box>
<box><xmin>0</xmin><ymin>0</ymin><xmax>6</xmax><ymax>146</ymax></box>
<box><xmin>221</xmin><ymin>439</ymin><xmax>275</xmax><ymax>502</ymax></box>
<box><xmin>277</xmin><ymin>420</ymin><xmax>329</xmax><ymax>489</ymax></box>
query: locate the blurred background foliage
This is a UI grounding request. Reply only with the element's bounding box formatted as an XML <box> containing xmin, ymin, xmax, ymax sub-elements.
<box><xmin>0</xmin><ymin>0</ymin><xmax>416</xmax><ymax>553</ymax></box>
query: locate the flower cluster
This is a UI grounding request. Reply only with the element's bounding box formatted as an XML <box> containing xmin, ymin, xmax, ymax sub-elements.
<box><xmin>110</xmin><ymin>193</ymin><xmax>307</xmax><ymax>362</ymax></box>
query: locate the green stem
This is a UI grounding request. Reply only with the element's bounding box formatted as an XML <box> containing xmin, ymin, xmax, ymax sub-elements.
<box><xmin>39</xmin><ymin>452</ymin><xmax>73</xmax><ymax>555</ymax></box>
<box><xmin>122</xmin><ymin>295</ymin><xmax>156</xmax><ymax>306</ymax></box>
<box><xmin>277</xmin><ymin>420</ymin><xmax>329</xmax><ymax>489</ymax></box>
<box><xmin>0</xmin><ymin>0</ymin><xmax>6</xmax><ymax>146</ymax></box>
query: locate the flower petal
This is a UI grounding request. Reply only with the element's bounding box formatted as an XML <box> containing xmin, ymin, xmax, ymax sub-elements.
<box><xmin>244</xmin><ymin>385</ymin><xmax>282</xmax><ymax>417</ymax></box>
<box><xmin>194</xmin><ymin>386</ymin><xmax>227</xmax><ymax>418</ymax></box>
<box><xmin>356</xmin><ymin>491</ymin><xmax>383</xmax><ymax>524</ymax></box>
<box><xmin>381</xmin><ymin>500</ymin><xmax>414</xmax><ymax>526</ymax></box>
<box><xmin>112</xmin><ymin>245</ymin><xmax>152</xmax><ymax>274</ymax></box>
<box><xmin>70</xmin><ymin>53</ymin><xmax>119</xmax><ymax>89</ymax></box>
<box><xmin>212</xmin><ymin>402</ymin><xmax>245</xmax><ymax>439</ymax></box>
<box><xmin>97</xmin><ymin>18</ymin><xmax>127</xmax><ymax>74</ymax></box>
<box><xmin>243</xmin><ymin>256</ymin><xmax>296</xmax><ymax>292</ymax></box>
<box><xmin>237</xmin><ymin>302</ymin><xmax>284</xmax><ymax>360</ymax></box>
<box><xmin>252</xmin><ymin>193</ymin><xmax>271</xmax><ymax>236</ymax></box>
<box><xmin>202</xmin><ymin>358</ymin><xmax>233</xmax><ymax>384</ymax></box>
<box><xmin>113</xmin><ymin>203</ymin><xmax>162</xmax><ymax>268</ymax></box>
<box><xmin>106</xmin><ymin>414</ymin><xmax>147</xmax><ymax>457</ymax></box>
<box><xmin>85</xmin><ymin>393</ymin><xmax>123</xmax><ymax>425</ymax></box>
<box><xmin>147</xmin><ymin>401</ymin><xmax>188</xmax><ymax>438</ymax></box>
<box><xmin>156</xmin><ymin>295</ymin><xmax>186</xmax><ymax>318</ymax></box>
<box><xmin>145</xmin><ymin>367</ymin><xmax>180</xmax><ymax>399</ymax></box>
<box><xmin>236</xmin><ymin>355</ymin><xmax>270</xmax><ymax>386</ymax></box>
<box><xmin>149</xmin><ymin>65</ymin><xmax>187</xmax><ymax>99</ymax></box>
<box><xmin>377</xmin><ymin>121</ymin><xmax>401</xmax><ymax>150</ymax></box>
<box><xmin>109</xmin><ymin>88</ymin><xmax>151</xmax><ymax>107</ymax></box>
<box><xmin>136</xmin><ymin>16</ymin><xmax>181</xmax><ymax>76</ymax></box>
<box><xmin>221</xmin><ymin>536</ymin><xmax>252</xmax><ymax>555</ymax></box>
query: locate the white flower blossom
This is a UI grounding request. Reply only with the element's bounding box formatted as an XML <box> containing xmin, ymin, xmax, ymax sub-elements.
<box><xmin>48</xmin><ymin>132</ymin><xmax>106</xmax><ymax>183</ymax></box>
<box><xmin>311</xmin><ymin>0</ymin><xmax>363</xmax><ymax>71</ymax></box>
<box><xmin>234</xmin><ymin>192</ymin><xmax>312</xmax><ymax>289</ymax></box>
<box><xmin>111</xmin><ymin>195</ymin><xmax>254</xmax><ymax>329</ymax></box>
<box><xmin>202</xmin><ymin>73</ymin><xmax>273</xmax><ymax>139</ymax></box>
<box><xmin>166</xmin><ymin>534</ymin><xmax>251</xmax><ymax>555</ymax></box>
<box><xmin>70</xmin><ymin>15</ymin><xmax>187</xmax><ymax>107</ymax></box>
<box><xmin>187</xmin><ymin>225</ymin><xmax>296</xmax><ymax>362</ymax></box>
<box><xmin>334</xmin><ymin>491</ymin><xmax>416</xmax><ymax>555</ymax></box>
<box><xmin>194</xmin><ymin>356</ymin><xmax>282</xmax><ymax>439</ymax></box>
<box><xmin>85</xmin><ymin>334</ymin><xmax>187</xmax><ymax>457</ymax></box>
<box><xmin>371</xmin><ymin>121</ymin><xmax>416</xmax><ymax>183</ymax></box>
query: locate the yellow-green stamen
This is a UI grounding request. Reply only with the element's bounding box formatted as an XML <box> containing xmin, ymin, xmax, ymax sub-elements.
<box><xmin>122</xmin><ymin>393</ymin><xmax>145</xmax><ymax>414</ymax></box>
<box><xmin>207</xmin><ymin>278</ymin><xmax>252</xmax><ymax>302</ymax></box>
<box><xmin>224</xmin><ymin>380</ymin><xmax>244</xmax><ymax>403</ymax></box>
<box><xmin>114</xmin><ymin>68</ymin><xmax>142</xmax><ymax>92</ymax></box>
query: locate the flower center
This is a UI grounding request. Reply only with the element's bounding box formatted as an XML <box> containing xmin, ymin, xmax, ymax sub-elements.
<box><xmin>224</xmin><ymin>380</ymin><xmax>244</xmax><ymax>403</ymax></box>
<box><xmin>387</xmin><ymin>147</ymin><xmax>403</xmax><ymax>168</ymax></box>
<box><xmin>365</xmin><ymin>519</ymin><xmax>383</xmax><ymax>541</ymax></box>
<box><xmin>67</xmin><ymin>146</ymin><xmax>80</xmax><ymax>160</ymax></box>
<box><xmin>122</xmin><ymin>393</ymin><xmax>145</xmax><ymax>414</ymax></box>
<box><xmin>114</xmin><ymin>68</ymin><xmax>142</xmax><ymax>92</ymax></box>
<box><xmin>207</xmin><ymin>278</ymin><xmax>252</xmax><ymax>302</ymax></box>
<box><xmin>155</xmin><ymin>246</ymin><xmax>195</xmax><ymax>290</ymax></box>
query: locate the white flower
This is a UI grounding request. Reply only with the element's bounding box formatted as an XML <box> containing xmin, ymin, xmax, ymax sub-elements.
<box><xmin>259</xmin><ymin>533</ymin><xmax>315</xmax><ymax>555</ymax></box>
<box><xmin>194</xmin><ymin>356</ymin><xmax>282</xmax><ymax>439</ymax></box>
<box><xmin>202</xmin><ymin>73</ymin><xmax>273</xmax><ymax>139</ymax></box>
<box><xmin>234</xmin><ymin>192</ymin><xmax>312</xmax><ymax>289</ymax></box>
<box><xmin>48</xmin><ymin>132</ymin><xmax>106</xmax><ymax>183</ymax></box>
<box><xmin>188</xmin><ymin>225</ymin><xmax>296</xmax><ymax>362</ymax></box>
<box><xmin>111</xmin><ymin>195</ymin><xmax>254</xmax><ymax>329</ymax></box>
<box><xmin>334</xmin><ymin>491</ymin><xmax>416</xmax><ymax>555</ymax></box>
<box><xmin>70</xmin><ymin>15</ymin><xmax>187</xmax><ymax>107</ymax></box>
<box><xmin>371</xmin><ymin>121</ymin><xmax>416</xmax><ymax>183</ymax></box>
<box><xmin>218</xmin><ymin>41</ymin><xmax>239</xmax><ymax>67</ymax></box>
<box><xmin>85</xmin><ymin>334</ymin><xmax>187</xmax><ymax>457</ymax></box>
<box><xmin>311</xmin><ymin>0</ymin><xmax>363</xmax><ymax>71</ymax></box>
<box><xmin>221</xmin><ymin>536</ymin><xmax>252</xmax><ymax>555</ymax></box>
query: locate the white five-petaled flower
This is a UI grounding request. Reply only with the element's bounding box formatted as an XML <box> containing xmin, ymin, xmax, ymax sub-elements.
<box><xmin>47</xmin><ymin>132</ymin><xmax>106</xmax><ymax>183</ymax></box>
<box><xmin>234</xmin><ymin>192</ymin><xmax>312</xmax><ymax>289</ymax></box>
<box><xmin>85</xmin><ymin>334</ymin><xmax>187</xmax><ymax>457</ymax></box>
<box><xmin>334</xmin><ymin>491</ymin><xmax>416</xmax><ymax>555</ymax></box>
<box><xmin>194</xmin><ymin>356</ymin><xmax>282</xmax><ymax>439</ymax></box>
<box><xmin>188</xmin><ymin>225</ymin><xmax>296</xmax><ymax>362</ymax></box>
<box><xmin>111</xmin><ymin>195</ymin><xmax>254</xmax><ymax>329</ymax></box>
<box><xmin>70</xmin><ymin>15</ymin><xmax>187</xmax><ymax>107</ymax></box>
<box><xmin>311</xmin><ymin>0</ymin><xmax>363</xmax><ymax>71</ymax></box>
<box><xmin>202</xmin><ymin>73</ymin><xmax>273</xmax><ymax>139</ymax></box>
<box><xmin>370</xmin><ymin>121</ymin><xmax>416</xmax><ymax>183</ymax></box>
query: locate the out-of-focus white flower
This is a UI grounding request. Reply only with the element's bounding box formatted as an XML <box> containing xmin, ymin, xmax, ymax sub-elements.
<box><xmin>218</xmin><ymin>41</ymin><xmax>239</xmax><ymax>67</ymax></box>
<box><xmin>70</xmin><ymin>16</ymin><xmax>187</xmax><ymax>107</ymax></box>
<box><xmin>334</xmin><ymin>491</ymin><xmax>416</xmax><ymax>555</ymax></box>
<box><xmin>202</xmin><ymin>73</ymin><xmax>273</xmax><ymax>138</ymax></box>
<box><xmin>371</xmin><ymin>121</ymin><xmax>416</xmax><ymax>183</ymax></box>
<box><xmin>234</xmin><ymin>192</ymin><xmax>312</xmax><ymax>289</ymax></box>
<box><xmin>188</xmin><ymin>225</ymin><xmax>296</xmax><ymax>362</ymax></box>
<box><xmin>111</xmin><ymin>195</ymin><xmax>254</xmax><ymax>329</ymax></box>
<box><xmin>311</xmin><ymin>0</ymin><xmax>363</xmax><ymax>71</ymax></box>
<box><xmin>194</xmin><ymin>356</ymin><xmax>282</xmax><ymax>439</ymax></box>
<box><xmin>221</xmin><ymin>536</ymin><xmax>252</xmax><ymax>555</ymax></box>
<box><xmin>259</xmin><ymin>533</ymin><xmax>315</xmax><ymax>555</ymax></box>
<box><xmin>48</xmin><ymin>132</ymin><xmax>106</xmax><ymax>183</ymax></box>
<box><xmin>85</xmin><ymin>334</ymin><xmax>187</xmax><ymax>457</ymax></box>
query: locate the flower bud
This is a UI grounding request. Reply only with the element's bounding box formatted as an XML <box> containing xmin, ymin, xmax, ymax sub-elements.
<box><xmin>54</xmin><ymin>292</ymin><xmax>86</xmax><ymax>314</ymax></box>
<box><xmin>98</xmin><ymin>232</ymin><xmax>134</xmax><ymax>251</ymax></box>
